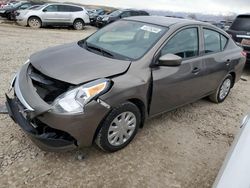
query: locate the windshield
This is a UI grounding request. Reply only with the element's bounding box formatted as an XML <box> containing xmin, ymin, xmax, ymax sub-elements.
<box><xmin>12</xmin><ymin>2</ymin><xmax>22</xmax><ymax>8</ymax></box>
<box><xmin>85</xmin><ymin>20</ymin><xmax>167</xmax><ymax>60</ymax></box>
<box><xmin>95</xmin><ymin>9</ymin><xmax>103</xmax><ymax>14</ymax></box>
<box><xmin>109</xmin><ymin>10</ymin><xmax>122</xmax><ymax>17</ymax></box>
<box><xmin>230</xmin><ymin>15</ymin><xmax>250</xmax><ymax>31</ymax></box>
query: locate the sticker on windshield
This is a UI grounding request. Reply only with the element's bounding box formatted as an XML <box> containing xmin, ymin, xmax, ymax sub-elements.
<box><xmin>140</xmin><ymin>25</ymin><xmax>162</xmax><ymax>33</ymax></box>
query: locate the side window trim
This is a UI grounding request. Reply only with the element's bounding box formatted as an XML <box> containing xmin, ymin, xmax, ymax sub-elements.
<box><xmin>154</xmin><ymin>26</ymin><xmax>201</xmax><ymax>62</ymax></box>
<box><xmin>220</xmin><ymin>33</ymin><xmax>229</xmax><ymax>51</ymax></box>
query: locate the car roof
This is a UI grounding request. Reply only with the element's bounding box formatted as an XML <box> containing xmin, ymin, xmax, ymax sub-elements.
<box><xmin>45</xmin><ymin>3</ymin><xmax>83</xmax><ymax>7</ymax></box>
<box><xmin>120</xmin><ymin>9</ymin><xmax>145</xmax><ymax>12</ymax></box>
<box><xmin>236</xmin><ymin>14</ymin><xmax>250</xmax><ymax>17</ymax></box>
<box><xmin>125</xmin><ymin>16</ymin><xmax>209</xmax><ymax>28</ymax></box>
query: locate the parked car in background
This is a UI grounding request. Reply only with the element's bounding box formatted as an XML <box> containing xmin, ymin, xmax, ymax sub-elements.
<box><xmin>227</xmin><ymin>14</ymin><xmax>250</xmax><ymax>64</ymax></box>
<box><xmin>213</xmin><ymin>115</ymin><xmax>250</xmax><ymax>188</ymax></box>
<box><xmin>16</xmin><ymin>3</ymin><xmax>90</xmax><ymax>30</ymax></box>
<box><xmin>96</xmin><ymin>9</ymin><xmax>149</xmax><ymax>28</ymax></box>
<box><xmin>89</xmin><ymin>8</ymin><xmax>106</xmax><ymax>26</ymax></box>
<box><xmin>0</xmin><ymin>1</ymin><xmax>43</xmax><ymax>20</ymax></box>
<box><xmin>14</xmin><ymin>5</ymin><xmax>42</xmax><ymax>20</ymax></box>
<box><xmin>6</xmin><ymin>16</ymin><xmax>245</xmax><ymax>152</ymax></box>
<box><xmin>212</xmin><ymin>22</ymin><xmax>225</xmax><ymax>29</ymax></box>
<box><xmin>220</xmin><ymin>20</ymin><xmax>233</xmax><ymax>31</ymax></box>
<box><xmin>0</xmin><ymin>0</ymin><xmax>18</xmax><ymax>9</ymax></box>
<box><xmin>86</xmin><ymin>8</ymin><xmax>95</xmax><ymax>14</ymax></box>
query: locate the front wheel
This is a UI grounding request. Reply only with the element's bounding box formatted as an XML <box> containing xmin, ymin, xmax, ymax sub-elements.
<box><xmin>209</xmin><ymin>75</ymin><xmax>233</xmax><ymax>103</ymax></box>
<box><xmin>95</xmin><ymin>102</ymin><xmax>141</xmax><ymax>152</ymax></box>
<box><xmin>28</xmin><ymin>17</ymin><xmax>41</xmax><ymax>29</ymax></box>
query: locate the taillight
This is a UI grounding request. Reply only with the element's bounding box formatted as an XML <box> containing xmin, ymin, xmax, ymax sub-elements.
<box><xmin>241</xmin><ymin>51</ymin><xmax>247</xmax><ymax>57</ymax></box>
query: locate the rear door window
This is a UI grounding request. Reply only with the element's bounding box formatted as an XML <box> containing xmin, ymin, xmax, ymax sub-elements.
<box><xmin>70</xmin><ymin>6</ymin><xmax>83</xmax><ymax>12</ymax></box>
<box><xmin>131</xmin><ymin>11</ymin><xmax>140</xmax><ymax>16</ymax></box>
<box><xmin>57</xmin><ymin>5</ymin><xmax>69</xmax><ymax>12</ymax></box>
<box><xmin>204</xmin><ymin>29</ymin><xmax>228</xmax><ymax>53</ymax></box>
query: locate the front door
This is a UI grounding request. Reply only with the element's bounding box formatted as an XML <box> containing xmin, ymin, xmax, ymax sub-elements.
<box><xmin>150</xmin><ymin>27</ymin><xmax>207</xmax><ymax>116</ymax></box>
<box><xmin>41</xmin><ymin>5</ymin><xmax>60</xmax><ymax>23</ymax></box>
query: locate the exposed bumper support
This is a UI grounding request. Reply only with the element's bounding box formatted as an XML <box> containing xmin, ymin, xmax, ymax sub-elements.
<box><xmin>5</xmin><ymin>95</ymin><xmax>77</xmax><ymax>152</ymax></box>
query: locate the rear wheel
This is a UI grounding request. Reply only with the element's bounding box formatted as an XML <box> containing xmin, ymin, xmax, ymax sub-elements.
<box><xmin>209</xmin><ymin>75</ymin><xmax>233</xmax><ymax>103</ymax></box>
<box><xmin>73</xmin><ymin>19</ymin><xmax>85</xmax><ymax>30</ymax></box>
<box><xmin>28</xmin><ymin>17</ymin><xmax>41</xmax><ymax>29</ymax></box>
<box><xmin>95</xmin><ymin>102</ymin><xmax>141</xmax><ymax>152</ymax></box>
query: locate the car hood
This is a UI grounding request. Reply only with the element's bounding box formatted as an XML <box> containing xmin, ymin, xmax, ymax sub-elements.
<box><xmin>30</xmin><ymin>42</ymin><xmax>131</xmax><ymax>85</ymax></box>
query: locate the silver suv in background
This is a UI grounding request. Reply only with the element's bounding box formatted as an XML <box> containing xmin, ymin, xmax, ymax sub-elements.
<box><xmin>16</xmin><ymin>3</ymin><xmax>90</xmax><ymax>30</ymax></box>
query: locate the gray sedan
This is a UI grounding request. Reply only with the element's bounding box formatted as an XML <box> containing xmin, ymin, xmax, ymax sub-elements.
<box><xmin>6</xmin><ymin>16</ymin><xmax>246</xmax><ymax>152</ymax></box>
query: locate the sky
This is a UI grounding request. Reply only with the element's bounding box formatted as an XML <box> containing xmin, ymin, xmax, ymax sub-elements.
<box><xmin>56</xmin><ymin>0</ymin><xmax>249</xmax><ymax>15</ymax></box>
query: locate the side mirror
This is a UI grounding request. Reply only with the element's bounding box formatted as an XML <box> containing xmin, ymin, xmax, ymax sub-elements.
<box><xmin>158</xmin><ymin>53</ymin><xmax>182</xmax><ymax>66</ymax></box>
<box><xmin>42</xmin><ymin>9</ymin><xmax>47</xmax><ymax>12</ymax></box>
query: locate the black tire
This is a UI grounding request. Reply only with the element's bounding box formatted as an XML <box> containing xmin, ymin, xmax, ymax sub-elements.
<box><xmin>73</xmin><ymin>19</ymin><xmax>85</xmax><ymax>30</ymax></box>
<box><xmin>209</xmin><ymin>75</ymin><xmax>233</xmax><ymax>103</ymax></box>
<box><xmin>6</xmin><ymin>13</ymin><xmax>11</xmax><ymax>20</ymax></box>
<box><xmin>95</xmin><ymin>102</ymin><xmax>141</xmax><ymax>152</ymax></box>
<box><xmin>28</xmin><ymin>17</ymin><xmax>41</xmax><ymax>29</ymax></box>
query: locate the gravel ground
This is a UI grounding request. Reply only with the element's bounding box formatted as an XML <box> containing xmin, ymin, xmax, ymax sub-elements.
<box><xmin>0</xmin><ymin>23</ymin><xmax>250</xmax><ymax>188</ymax></box>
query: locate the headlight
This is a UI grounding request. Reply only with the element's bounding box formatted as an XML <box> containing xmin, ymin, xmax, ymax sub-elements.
<box><xmin>52</xmin><ymin>79</ymin><xmax>111</xmax><ymax>114</ymax></box>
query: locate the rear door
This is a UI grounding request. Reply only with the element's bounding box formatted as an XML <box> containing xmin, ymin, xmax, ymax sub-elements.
<box><xmin>57</xmin><ymin>5</ymin><xmax>71</xmax><ymax>23</ymax></box>
<box><xmin>150</xmin><ymin>27</ymin><xmax>208</xmax><ymax>116</ymax></box>
<box><xmin>200</xmin><ymin>28</ymin><xmax>231</xmax><ymax>92</ymax></box>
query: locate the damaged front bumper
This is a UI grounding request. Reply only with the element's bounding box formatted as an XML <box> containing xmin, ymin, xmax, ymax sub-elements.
<box><xmin>6</xmin><ymin>95</ymin><xmax>77</xmax><ymax>151</ymax></box>
<box><xmin>6</xmin><ymin>63</ymin><xmax>111</xmax><ymax>152</ymax></box>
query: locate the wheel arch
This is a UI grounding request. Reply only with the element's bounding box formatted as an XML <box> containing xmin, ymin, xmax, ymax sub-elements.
<box><xmin>74</xmin><ymin>18</ymin><xmax>85</xmax><ymax>24</ymax></box>
<box><xmin>27</xmin><ymin>15</ymin><xmax>42</xmax><ymax>26</ymax></box>
<box><xmin>128</xmin><ymin>98</ymin><xmax>146</xmax><ymax>128</ymax></box>
<box><xmin>229</xmin><ymin>71</ymin><xmax>236</xmax><ymax>88</ymax></box>
<box><xmin>92</xmin><ymin>98</ymin><xmax>146</xmax><ymax>144</ymax></box>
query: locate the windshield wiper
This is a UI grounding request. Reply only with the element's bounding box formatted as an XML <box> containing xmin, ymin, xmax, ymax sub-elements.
<box><xmin>86</xmin><ymin>42</ymin><xmax>114</xmax><ymax>58</ymax></box>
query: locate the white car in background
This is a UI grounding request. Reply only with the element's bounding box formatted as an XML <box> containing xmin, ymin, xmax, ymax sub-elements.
<box><xmin>16</xmin><ymin>3</ymin><xmax>90</xmax><ymax>30</ymax></box>
<box><xmin>213</xmin><ymin>115</ymin><xmax>250</xmax><ymax>188</ymax></box>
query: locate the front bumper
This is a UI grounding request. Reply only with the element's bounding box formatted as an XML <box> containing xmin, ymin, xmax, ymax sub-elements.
<box><xmin>96</xmin><ymin>20</ymin><xmax>109</xmax><ymax>27</ymax></box>
<box><xmin>16</xmin><ymin>18</ymin><xmax>27</xmax><ymax>26</ymax></box>
<box><xmin>6</xmin><ymin>63</ymin><xmax>111</xmax><ymax>151</ymax></box>
<box><xmin>6</xmin><ymin>95</ymin><xmax>77</xmax><ymax>151</ymax></box>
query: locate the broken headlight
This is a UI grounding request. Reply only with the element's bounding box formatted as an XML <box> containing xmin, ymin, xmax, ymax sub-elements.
<box><xmin>52</xmin><ymin>79</ymin><xmax>111</xmax><ymax>114</ymax></box>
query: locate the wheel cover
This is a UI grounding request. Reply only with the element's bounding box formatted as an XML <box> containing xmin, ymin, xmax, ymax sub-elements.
<box><xmin>219</xmin><ymin>78</ymin><xmax>231</xmax><ymax>100</ymax></box>
<box><xmin>107</xmin><ymin>112</ymin><xmax>136</xmax><ymax>146</ymax></box>
<box><xmin>75</xmin><ymin>22</ymin><xmax>83</xmax><ymax>30</ymax></box>
<box><xmin>29</xmin><ymin>18</ymin><xmax>40</xmax><ymax>28</ymax></box>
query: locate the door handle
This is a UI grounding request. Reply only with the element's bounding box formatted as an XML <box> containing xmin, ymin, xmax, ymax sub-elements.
<box><xmin>192</xmin><ymin>67</ymin><xmax>200</xmax><ymax>74</ymax></box>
